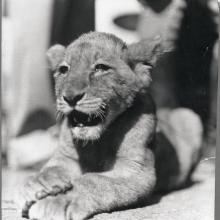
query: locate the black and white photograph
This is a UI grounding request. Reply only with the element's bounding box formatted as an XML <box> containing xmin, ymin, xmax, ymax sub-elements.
<box><xmin>2</xmin><ymin>0</ymin><xmax>219</xmax><ymax>219</ymax></box>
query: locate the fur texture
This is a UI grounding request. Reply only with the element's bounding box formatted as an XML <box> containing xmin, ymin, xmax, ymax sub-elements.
<box><xmin>16</xmin><ymin>32</ymin><xmax>198</xmax><ymax>220</ymax></box>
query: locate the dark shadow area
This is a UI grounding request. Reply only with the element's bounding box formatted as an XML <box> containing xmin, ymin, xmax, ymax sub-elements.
<box><xmin>113</xmin><ymin>14</ymin><xmax>139</xmax><ymax>31</ymax></box>
<box><xmin>137</xmin><ymin>194</ymin><xmax>162</xmax><ymax>207</ymax></box>
<box><xmin>139</xmin><ymin>0</ymin><xmax>172</xmax><ymax>13</ymax></box>
<box><xmin>153</xmin><ymin>131</ymin><xmax>202</xmax><ymax>194</ymax></box>
<box><xmin>50</xmin><ymin>0</ymin><xmax>95</xmax><ymax>46</ymax></box>
<box><xmin>174</xmin><ymin>0</ymin><xmax>218</xmax><ymax>134</ymax></box>
<box><xmin>155</xmin><ymin>179</ymin><xmax>202</xmax><ymax>196</ymax></box>
<box><xmin>18</xmin><ymin>109</ymin><xmax>55</xmax><ymax>136</ymax></box>
<box><xmin>154</xmin><ymin>131</ymin><xmax>180</xmax><ymax>192</ymax></box>
<box><xmin>137</xmin><ymin>178</ymin><xmax>202</xmax><ymax>209</ymax></box>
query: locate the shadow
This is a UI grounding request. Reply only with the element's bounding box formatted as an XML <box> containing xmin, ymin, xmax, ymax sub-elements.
<box><xmin>174</xmin><ymin>0</ymin><xmax>218</xmax><ymax>133</ymax></box>
<box><xmin>139</xmin><ymin>194</ymin><xmax>162</xmax><ymax>207</ymax></box>
<box><xmin>153</xmin><ymin>131</ymin><xmax>181</xmax><ymax>192</ymax></box>
<box><xmin>153</xmin><ymin>129</ymin><xmax>202</xmax><ymax>194</ymax></box>
<box><xmin>155</xmin><ymin>179</ymin><xmax>202</xmax><ymax>196</ymax></box>
<box><xmin>136</xmin><ymin>179</ymin><xmax>202</xmax><ymax>209</ymax></box>
<box><xmin>18</xmin><ymin>109</ymin><xmax>55</xmax><ymax>136</ymax></box>
<box><xmin>140</xmin><ymin>0</ymin><xmax>173</xmax><ymax>13</ymax></box>
<box><xmin>113</xmin><ymin>14</ymin><xmax>139</xmax><ymax>31</ymax></box>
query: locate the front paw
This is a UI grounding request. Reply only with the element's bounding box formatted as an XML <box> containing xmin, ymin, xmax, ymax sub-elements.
<box><xmin>29</xmin><ymin>195</ymin><xmax>67</xmax><ymax>220</ymax></box>
<box><xmin>15</xmin><ymin>166</ymin><xmax>72</xmax><ymax>218</ymax></box>
<box><xmin>29</xmin><ymin>195</ymin><xmax>88</xmax><ymax>220</ymax></box>
<box><xmin>66</xmin><ymin>203</ymin><xmax>90</xmax><ymax>220</ymax></box>
<box><xmin>34</xmin><ymin>166</ymin><xmax>73</xmax><ymax>199</ymax></box>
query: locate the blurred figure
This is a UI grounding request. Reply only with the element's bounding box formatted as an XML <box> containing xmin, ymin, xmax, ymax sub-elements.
<box><xmin>138</xmin><ymin>0</ymin><xmax>218</xmax><ymax>137</ymax></box>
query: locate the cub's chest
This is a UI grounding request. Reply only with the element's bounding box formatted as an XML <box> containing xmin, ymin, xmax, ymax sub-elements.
<box><xmin>76</xmin><ymin>141</ymin><xmax>117</xmax><ymax>173</ymax></box>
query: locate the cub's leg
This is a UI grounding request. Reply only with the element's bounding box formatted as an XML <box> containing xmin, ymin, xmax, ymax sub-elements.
<box><xmin>29</xmin><ymin>114</ymin><xmax>156</xmax><ymax>220</ymax></box>
<box><xmin>16</xmin><ymin>123</ymin><xmax>82</xmax><ymax>218</ymax></box>
<box><xmin>28</xmin><ymin>150</ymin><xmax>155</xmax><ymax>220</ymax></box>
<box><xmin>155</xmin><ymin>108</ymin><xmax>203</xmax><ymax>191</ymax></box>
<box><xmin>67</xmin><ymin>153</ymin><xmax>155</xmax><ymax>220</ymax></box>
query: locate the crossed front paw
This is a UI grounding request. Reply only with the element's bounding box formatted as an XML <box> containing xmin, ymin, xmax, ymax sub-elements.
<box><xmin>27</xmin><ymin>194</ymin><xmax>89</xmax><ymax>220</ymax></box>
<box><xmin>15</xmin><ymin>166</ymin><xmax>73</xmax><ymax>218</ymax></box>
<box><xmin>28</xmin><ymin>195</ymin><xmax>67</xmax><ymax>220</ymax></box>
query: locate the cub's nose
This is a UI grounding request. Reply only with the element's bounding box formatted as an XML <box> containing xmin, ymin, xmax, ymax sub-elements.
<box><xmin>63</xmin><ymin>93</ymin><xmax>85</xmax><ymax>106</ymax></box>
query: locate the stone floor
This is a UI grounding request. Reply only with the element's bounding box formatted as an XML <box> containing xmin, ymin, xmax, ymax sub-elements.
<box><xmin>2</xmin><ymin>161</ymin><xmax>215</xmax><ymax>220</ymax></box>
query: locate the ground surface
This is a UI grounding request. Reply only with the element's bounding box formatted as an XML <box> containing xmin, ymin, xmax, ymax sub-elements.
<box><xmin>2</xmin><ymin>161</ymin><xmax>215</xmax><ymax>220</ymax></box>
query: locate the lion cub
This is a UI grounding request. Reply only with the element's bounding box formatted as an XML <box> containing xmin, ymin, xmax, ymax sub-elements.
<box><xmin>17</xmin><ymin>32</ymin><xmax>201</xmax><ymax>220</ymax></box>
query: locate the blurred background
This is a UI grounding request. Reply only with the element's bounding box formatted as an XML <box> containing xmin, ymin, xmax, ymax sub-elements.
<box><xmin>2</xmin><ymin>0</ymin><xmax>218</xmax><ymax>169</ymax></box>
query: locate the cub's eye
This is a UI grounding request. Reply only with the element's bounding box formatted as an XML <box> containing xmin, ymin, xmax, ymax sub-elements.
<box><xmin>58</xmin><ymin>64</ymin><xmax>70</xmax><ymax>74</ymax></box>
<box><xmin>95</xmin><ymin>64</ymin><xmax>111</xmax><ymax>72</ymax></box>
<box><xmin>142</xmin><ymin>61</ymin><xmax>153</xmax><ymax>67</ymax></box>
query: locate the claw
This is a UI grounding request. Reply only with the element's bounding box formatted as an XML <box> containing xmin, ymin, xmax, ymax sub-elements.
<box><xmin>22</xmin><ymin>200</ymin><xmax>35</xmax><ymax>219</ymax></box>
<box><xmin>36</xmin><ymin>190</ymin><xmax>47</xmax><ymax>199</ymax></box>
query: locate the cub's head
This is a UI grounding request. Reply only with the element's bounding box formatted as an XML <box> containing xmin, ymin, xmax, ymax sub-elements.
<box><xmin>47</xmin><ymin>32</ymin><xmax>167</xmax><ymax>140</ymax></box>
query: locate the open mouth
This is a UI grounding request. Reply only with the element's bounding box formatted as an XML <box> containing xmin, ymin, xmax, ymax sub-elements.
<box><xmin>67</xmin><ymin>109</ymin><xmax>107</xmax><ymax>127</ymax></box>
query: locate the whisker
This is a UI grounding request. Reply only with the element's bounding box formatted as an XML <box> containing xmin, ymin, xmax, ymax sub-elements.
<box><xmin>56</xmin><ymin>110</ymin><xmax>64</xmax><ymax>122</ymax></box>
<box><xmin>96</xmin><ymin>109</ymin><xmax>105</xmax><ymax>121</ymax></box>
<box><xmin>82</xmin><ymin>139</ymin><xmax>89</xmax><ymax>147</ymax></box>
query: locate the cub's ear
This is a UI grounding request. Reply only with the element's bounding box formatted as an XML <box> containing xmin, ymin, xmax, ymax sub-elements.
<box><xmin>46</xmin><ymin>44</ymin><xmax>66</xmax><ymax>71</ymax></box>
<box><xmin>127</xmin><ymin>36</ymin><xmax>173</xmax><ymax>68</ymax></box>
<box><xmin>126</xmin><ymin>36</ymin><xmax>173</xmax><ymax>87</ymax></box>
